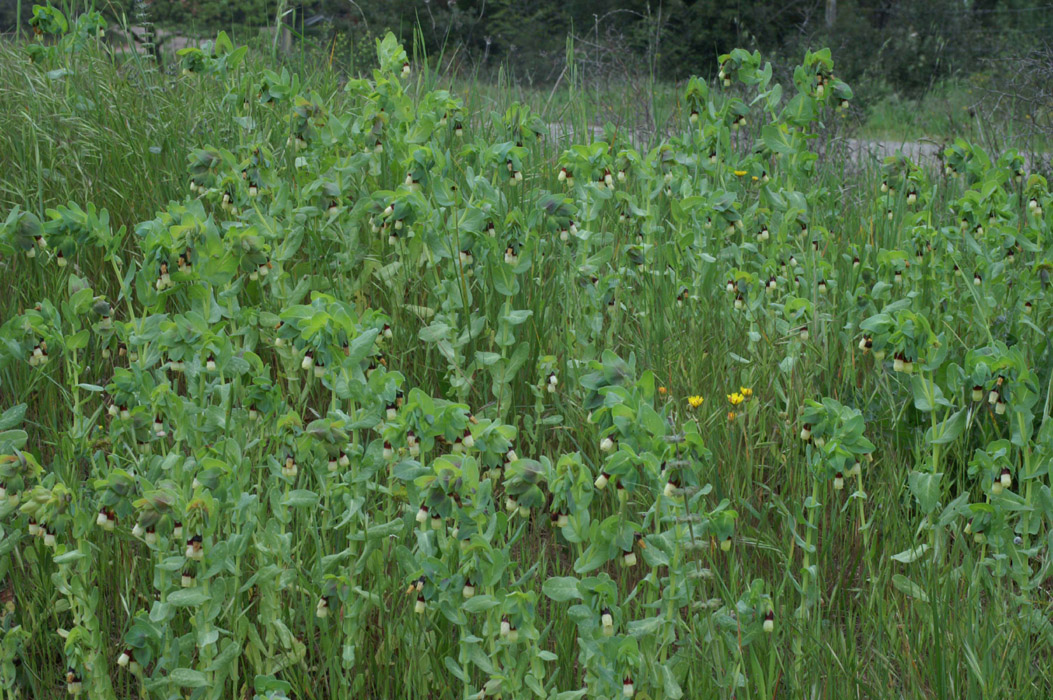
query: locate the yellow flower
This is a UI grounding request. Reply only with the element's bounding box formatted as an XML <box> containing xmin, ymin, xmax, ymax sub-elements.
<box><xmin>688</xmin><ymin>395</ymin><xmax>704</xmax><ymax>408</ymax></box>
<box><xmin>733</xmin><ymin>170</ymin><xmax>748</xmax><ymax>177</ymax></box>
<box><xmin>658</xmin><ymin>386</ymin><xmax>667</xmax><ymax>395</ymax></box>
<box><xmin>751</xmin><ymin>176</ymin><xmax>759</xmax><ymax>181</ymax></box>
<box><xmin>739</xmin><ymin>386</ymin><xmax>753</xmax><ymax>399</ymax></box>
<box><xmin>727</xmin><ymin>411</ymin><xmax>737</xmax><ymax>421</ymax></box>
<box><xmin>727</xmin><ymin>392</ymin><xmax>745</xmax><ymax>406</ymax></box>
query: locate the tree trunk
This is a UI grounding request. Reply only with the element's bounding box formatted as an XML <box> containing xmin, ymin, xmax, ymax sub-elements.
<box><xmin>825</xmin><ymin>0</ymin><xmax>836</xmax><ymax>28</ymax></box>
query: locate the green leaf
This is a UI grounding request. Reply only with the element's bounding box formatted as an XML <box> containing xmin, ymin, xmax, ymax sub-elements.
<box><xmin>466</xmin><ymin>644</ymin><xmax>494</xmax><ymax>674</ymax></box>
<box><xmin>419</xmin><ymin>322</ymin><xmax>451</xmax><ymax>343</ymax></box>
<box><xmin>542</xmin><ymin>576</ymin><xmax>582</xmax><ymax>602</ymax></box>
<box><xmin>66</xmin><ymin>329</ymin><xmax>89</xmax><ymax>350</ymax></box>
<box><xmin>52</xmin><ymin>550</ymin><xmax>86</xmax><ymax>565</ymax></box>
<box><xmin>170</xmin><ymin>668</ymin><xmax>209</xmax><ymax>688</ymax></box>
<box><xmin>907</xmin><ymin>471</ymin><xmax>943</xmax><ymax>514</ymax></box>
<box><xmin>524</xmin><ymin>674</ymin><xmax>545</xmax><ymax>696</ymax></box>
<box><xmin>462</xmin><ymin>595</ymin><xmax>500</xmax><ymax>613</ymax></box>
<box><xmin>661</xmin><ymin>664</ymin><xmax>684</xmax><ymax>699</ymax></box>
<box><xmin>206</xmin><ymin>640</ymin><xmax>241</xmax><ymax>672</ymax></box>
<box><xmin>891</xmin><ymin>574</ymin><xmax>929</xmax><ymax>602</ymax></box>
<box><xmin>761</xmin><ymin>124</ymin><xmax>794</xmax><ymax>154</ymax></box>
<box><xmin>553</xmin><ymin>691</ymin><xmax>588</xmax><ymax>700</ymax></box>
<box><xmin>627</xmin><ymin>616</ymin><xmax>662</xmax><ymax>637</ymax></box>
<box><xmin>167</xmin><ymin>589</ymin><xmax>210</xmax><ymax>608</ymax></box>
<box><xmin>890</xmin><ymin>543</ymin><xmax>930</xmax><ymax>564</ymax></box>
<box><xmin>926</xmin><ymin>409</ymin><xmax>967</xmax><ymax>445</ymax></box>
<box><xmin>475</xmin><ymin>351</ymin><xmax>502</xmax><ymax>366</ymax></box>
<box><xmin>1010</xmin><ymin>403</ymin><xmax>1035</xmax><ymax>448</ymax></box>
<box><xmin>492</xmin><ymin>264</ymin><xmax>519</xmax><ymax>296</ymax></box>
<box><xmin>282</xmin><ymin>490</ymin><xmax>320</xmax><ymax>508</ymax></box>
<box><xmin>910</xmin><ymin>376</ymin><xmax>949</xmax><ymax>412</ymax></box>
<box><xmin>444</xmin><ymin>656</ymin><xmax>466</xmax><ymax>682</ymax></box>
<box><xmin>501</xmin><ymin>309</ymin><xmax>532</xmax><ymax>325</ymax></box>
<box><xmin>0</xmin><ymin>404</ymin><xmax>27</xmax><ymax>430</ymax></box>
<box><xmin>636</xmin><ymin>403</ymin><xmax>666</xmax><ymax>437</ymax></box>
<box><xmin>366</xmin><ymin>520</ymin><xmax>404</xmax><ymax>540</ymax></box>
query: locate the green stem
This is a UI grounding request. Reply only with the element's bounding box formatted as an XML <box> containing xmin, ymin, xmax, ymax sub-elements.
<box><xmin>794</xmin><ymin>479</ymin><xmax>820</xmax><ymax>674</ymax></box>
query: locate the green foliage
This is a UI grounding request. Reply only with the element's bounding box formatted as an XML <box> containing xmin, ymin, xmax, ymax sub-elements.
<box><xmin>1</xmin><ymin>27</ymin><xmax>1053</xmax><ymax>700</ymax></box>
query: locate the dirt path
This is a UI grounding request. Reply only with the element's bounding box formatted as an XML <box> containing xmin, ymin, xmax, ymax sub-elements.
<box><xmin>546</xmin><ymin>122</ymin><xmax>1048</xmax><ymax>169</ymax></box>
<box><xmin>548</xmin><ymin>121</ymin><xmax>943</xmax><ymax>161</ymax></box>
<box><xmin>840</xmin><ymin>137</ymin><xmax>943</xmax><ymax>163</ymax></box>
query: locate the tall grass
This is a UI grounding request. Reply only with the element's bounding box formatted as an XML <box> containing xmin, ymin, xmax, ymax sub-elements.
<box><xmin>0</xmin><ymin>29</ymin><xmax>1051</xmax><ymax>700</ymax></box>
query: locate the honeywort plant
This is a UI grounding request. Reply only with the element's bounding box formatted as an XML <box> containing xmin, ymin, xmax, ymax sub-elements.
<box><xmin>0</xmin><ymin>12</ymin><xmax>1051</xmax><ymax>700</ymax></box>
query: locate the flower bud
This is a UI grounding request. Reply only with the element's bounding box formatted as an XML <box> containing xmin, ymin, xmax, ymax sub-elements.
<box><xmin>96</xmin><ymin>510</ymin><xmax>114</xmax><ymax>531</ymax></box>
<box><xmin>281</xmin><ymin>455</ymin><xmax>298</xmax><ymax>478</ymax></box>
